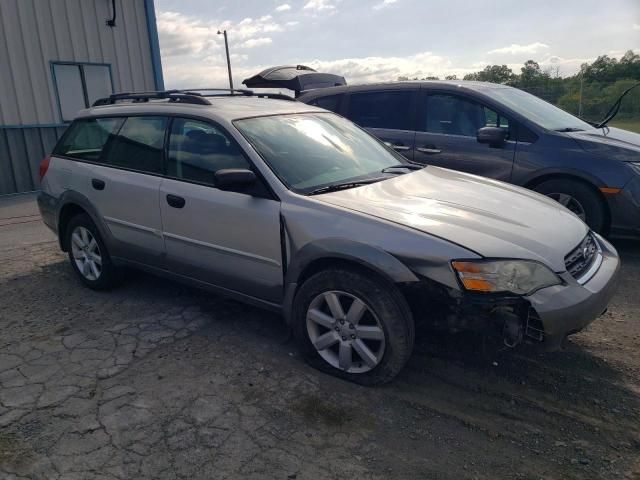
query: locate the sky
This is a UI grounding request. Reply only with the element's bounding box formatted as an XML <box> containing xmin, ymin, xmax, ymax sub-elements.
<box><xmin>154</xmin><ymin>0</ymin><xmax>640</xmax><ymax>89</ymax></box>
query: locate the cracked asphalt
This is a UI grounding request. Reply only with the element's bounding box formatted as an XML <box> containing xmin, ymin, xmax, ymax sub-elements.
<box><xmin>1</xmin><ymin>194</ymin><xmax>639</xmax><ymax>480</ymax></box>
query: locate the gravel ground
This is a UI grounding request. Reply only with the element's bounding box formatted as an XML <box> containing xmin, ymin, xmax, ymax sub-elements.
<box><xmin>0</xmin><ymin>194</ymin><xmax>639</xmax><ymax>480</ymax></box>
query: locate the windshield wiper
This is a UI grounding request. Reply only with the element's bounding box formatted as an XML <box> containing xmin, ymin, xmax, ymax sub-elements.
<box><xmin>380</xmin><ymin>163</ymin><xmax>424</xmax><ymax>173</ymax></box>
<box><xmin>554</xmin><ymin>127</ymin><xmax>585</xmax><ymax>132</ymax></box>
<box><xmin>307</xmin><ymin>178</ymin><xmax>386</xmax><ymax>196</ymax></box>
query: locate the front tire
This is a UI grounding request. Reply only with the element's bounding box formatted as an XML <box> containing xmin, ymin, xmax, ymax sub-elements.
<box><xmin>66</xmin><ymin>214</ymin><xmax>120</xmax><ymax>290</ymax></box>
<box><xmin>533</xmin><ymin>179</ymin><xmax>606</xmax><ymax>233</ymax></box>
<box><xmin>292</xmin><ymin>268</ymin><xmax>414</xmax><ymax>385</ymax></box>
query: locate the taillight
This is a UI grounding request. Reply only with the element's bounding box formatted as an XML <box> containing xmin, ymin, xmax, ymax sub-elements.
<box><xmin>39</xmin><ymin>155</ymin><xmax>51</xmax><ymax>182</ymax></box>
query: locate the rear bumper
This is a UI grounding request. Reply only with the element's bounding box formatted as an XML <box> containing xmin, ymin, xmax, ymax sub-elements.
<box><xmin>526</xmin><ymin>233</ymin><xmax>620</xmax><ymax>348</ymax></box>
<box><xmin>37</xmin><ymin>191</ymin><xmax>58</xmax><ymax>234</ymax></box>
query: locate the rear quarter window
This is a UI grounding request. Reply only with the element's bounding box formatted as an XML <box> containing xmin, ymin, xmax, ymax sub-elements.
<box><xmin>308</xmin><ymin>94</ymin><xmax>343</xmax><ymax>113</ymax></box>
<box><xmin>53</xmin><ymin>117</ymin><xmax>124</xmax><ymax>161</ymax></box>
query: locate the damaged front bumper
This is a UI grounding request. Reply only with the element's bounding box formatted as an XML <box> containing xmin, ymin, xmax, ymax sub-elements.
<box><xmin>406</xmin><ymin>234</ymin><xmax>620</xmax><ymax>350</ymax></box>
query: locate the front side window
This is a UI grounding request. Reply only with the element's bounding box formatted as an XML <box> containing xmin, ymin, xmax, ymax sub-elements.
<box><xmin>167</xmin><ymin>118</ymin><xmax>249</xmax><ymax>185</ymax></box>
<box><xmin>424</xmin><ymin>94</ymin><xmax>508</xmax><ymax>137</ymax></box>
<box><xmin>347</xmin><ymin>91</ymin><xmax>413</xmax><ymax>130</ymax></box>
<box><xmin>53</xmin><ymin>117</ymin><xmax>124</xmax><ymax>161</ymax></box>
<box><xmin>103</xmin><ymin>116</ymin><xmax>167</xmax><ymax>174</ymax></box>
<box><xmin>52</xmin><ymin>63</ymin><xmax>113</xmax><ymax>122</ymax></box>
<box><xmin>235</xmin><ymin>113</ymin><xmax>403</xmax><ymax>193</ymax></box>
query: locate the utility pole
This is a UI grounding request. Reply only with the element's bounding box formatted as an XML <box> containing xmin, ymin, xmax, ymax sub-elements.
<box><xmin>578</xmin><ymin>65</ymin><xmax>584</xmax><ymax>118</ymax></box>
<box><xmin>217</xmin><ymin>30</ymin><xmax>233</xmax><ymax>92</ymax></box>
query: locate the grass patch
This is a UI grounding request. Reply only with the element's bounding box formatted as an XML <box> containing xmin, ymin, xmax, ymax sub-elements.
<box><xmin>609</xmin><ymin>119</ymin><xmax>640</xmax><ymax>134</ymax></box>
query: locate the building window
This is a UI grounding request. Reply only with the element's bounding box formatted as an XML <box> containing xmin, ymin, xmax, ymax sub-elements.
<box><xmin>52</xmin><ymin>63</ymin><xmax>113</xmax><ymax>122</ymax></box>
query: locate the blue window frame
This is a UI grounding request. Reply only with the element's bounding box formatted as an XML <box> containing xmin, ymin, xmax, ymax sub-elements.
<box><xmin>51</xmin><ymin>62</ymin><xmax>114</xmax><ymax>123</ymax></box>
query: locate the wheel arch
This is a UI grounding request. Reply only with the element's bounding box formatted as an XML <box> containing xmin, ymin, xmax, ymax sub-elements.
<box><xmin>56</xmin><ymin>191</ymin><xmax>111</xmax><ymax>252</ymax></box>
<box><xmin>523</xmin><ymin>171</ymin><xmax>611</xmax><ymax>232</ymax></box>
<box><xmin>281</xmin><ymin>239</ymin><xmax>419</xmax><ymax>325</ymax></box>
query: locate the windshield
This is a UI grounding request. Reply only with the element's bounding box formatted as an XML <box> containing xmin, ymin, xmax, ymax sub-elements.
<box><xmin>489</xmin><ymin>87</ymin><xmax>594</xmax><ymax>132</ymax></box>
<box><xmin>234</xmin><ymin>113</ymin><xmax>406</xmax><ymax>193</ymax></box>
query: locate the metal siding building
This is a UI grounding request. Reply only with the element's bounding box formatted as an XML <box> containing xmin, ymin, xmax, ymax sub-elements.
<box><xmin>0</xmin><ymin>0</ymin><xmax>164</xmax><ymax>194</ymax></box>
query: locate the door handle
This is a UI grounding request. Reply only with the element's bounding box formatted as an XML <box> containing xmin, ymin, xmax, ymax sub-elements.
<box><xmin>416</xmin><ymin>145</ymin><xmax>442</xmax><ymax>154</ymax></box>
<box><xmin>91</xmin><ymin>178</ymin><xmax>105</xmax><ymax>190</ymax></box>
<box><xmin>384</xmin><ymin>141</ymin><xmax>411</xmax><ymax>151</ymax></box>
<box><xmin>166</xmin><ymin>194</ymin><xmax>186</xmax><ymax>209</ymax></box>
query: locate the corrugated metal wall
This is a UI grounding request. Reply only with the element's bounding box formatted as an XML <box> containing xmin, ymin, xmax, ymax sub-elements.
<box><xmin>0</xmin><ymin>0</ymin><xmax>157</xmax><ymax>126</ymax></box>
<box><xmin>0</xmin><ymin>0</ymin><xmax>160</xmax><ymax>194</ymax></box>
<box><xmin>0</xmin><ymin>127</ymin><xmax>66</xmax><ymax>194</ymax></box>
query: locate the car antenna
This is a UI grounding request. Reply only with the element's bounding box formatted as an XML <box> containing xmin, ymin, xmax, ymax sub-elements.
<box><xmin>594</xmin><ymin>81</ymin><xmax>640</xmax><ymax>129</ymax></box>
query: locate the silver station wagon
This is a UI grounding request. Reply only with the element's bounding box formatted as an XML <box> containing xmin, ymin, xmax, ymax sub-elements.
<box><xmin>38</xmin><ymin>90</ymin><xmax>620</xmax><ymax>384</ymax></box>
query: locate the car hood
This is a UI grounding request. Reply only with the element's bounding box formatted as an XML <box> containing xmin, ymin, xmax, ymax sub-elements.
<box><xmin>314</xmin><ymin>167</ymin><xmax>588</xmax><ymax>272</ymax></box>
<box><xmin>568</xmin><ymin>127</ymin><xmax>640</xmax><ymax>162</ymax></box>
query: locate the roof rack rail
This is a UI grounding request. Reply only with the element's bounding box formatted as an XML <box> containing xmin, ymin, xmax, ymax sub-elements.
<box><xmin>92</xmin><ymin>88</ymin><xmax>297</xmax><ymax>107</ymax></box>
<box><xmin>92</xmin><ymin>90</ymin><xmax>211</xmax><ymax>106</ymax></box>
<box><xmin>179</xmin><ymin>88</ymin><xmax>296</xmax><ymax>102</ymax></box>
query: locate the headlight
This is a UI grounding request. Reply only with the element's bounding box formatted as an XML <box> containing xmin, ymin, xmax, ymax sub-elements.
<box><xmin>628</xmin><ymin>162</ymin><xmax>640</xmax><ymax>175</ymax></box>
<box><xmin>452</xmin><ymin>259</ymin><xmax>561</xmax><ymax>295</ymax></box>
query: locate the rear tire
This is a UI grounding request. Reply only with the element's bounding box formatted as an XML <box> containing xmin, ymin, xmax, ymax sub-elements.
<box><xmin>66</xmin><ymin>214</ymin><xmax>120</xmax><ymax>290</ymax></box>
<box><xmin>292</xmin><ymin>268</ymin><xmax>414</xmax><ymax>385</ymax></box>
<box><xmin>533</xmin><ymin>179</ymin><xmax>606</xmax><ymax>233</ymax></box>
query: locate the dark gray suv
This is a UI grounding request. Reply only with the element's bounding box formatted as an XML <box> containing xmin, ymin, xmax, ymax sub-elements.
<box><xmin>298</xmin><ymin>81</ymin><xmax>640</xmax><ymax>237</ymax></box>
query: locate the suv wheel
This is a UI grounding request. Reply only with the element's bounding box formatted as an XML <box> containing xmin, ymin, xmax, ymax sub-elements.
<box><xmin>533</xmin><ymin>179</ymin><xmax>606</xmax><ymax>233</ymax></box>
<box><xmin>292</xmin><ymin>268</ymin><xmax>414</xmax><ymax>385</ymax></box>
<box><xmin>66</xmin><ymin>214</ymin><xmax>120</xmax><ymax>290</ymax></box>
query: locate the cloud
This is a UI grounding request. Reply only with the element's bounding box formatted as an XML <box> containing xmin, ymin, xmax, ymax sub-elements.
<box><xmin>373</xmin><ymin>0</ymin><xmax>398</xmax><ymax>10</ymax></box>
<box><xmin>275</xmin><ymin>4</ymin><xmax>291</xmax><ymax>12</ymax></box>
<box><xmin>285</xmin><ymin>21</ymin><xmax>300</xmax><ymax>27</ymax></box>
<box><xmin>241</xmin><ymin>37</ymin><xmax>273</xmax><ymax>48</ymax></box>
<box><xmin>303</xmin><ymin>0</ymin><xmax>336</xmax><ymax>11</ymax></box>
<box><xmin>633</xmin><ymin>23</ymin><xmax>640</xmax><ymax>30</ymax></box>
<box><xmin>488</xmin><ymin>42</ymin><xmax>549</xmax><ymax>55</ymax></box>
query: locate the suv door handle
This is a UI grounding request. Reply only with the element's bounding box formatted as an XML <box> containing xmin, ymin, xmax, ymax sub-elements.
<box><xmin>416</xmin><ymin>145</ymin><xmax>442</xmax><ymax>154</ymax></box>
<box><xmin>384</xmin><ymin>141</ymin><xmax>411</xmax><ymax>151</ymax></box>
<box><xmin>166</xmin><ymin>194</ymin><xmax>186</xmax><ymax>209</ymax></box>
<box><xmin>91</xmin><ymin>178</ymin><xmax>105</xmax><ymax>190</ymax></box>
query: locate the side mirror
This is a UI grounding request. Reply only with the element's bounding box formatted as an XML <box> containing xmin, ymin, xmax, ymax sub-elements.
<box><xmin>214</xmin><ymin>168</ymin><xmax>257</xmax><ymax>191</ymax></box>
<box><xmin>477</xmin><ymin>127</ymin><xmax>507</xmax><ymax>147</ymax></box>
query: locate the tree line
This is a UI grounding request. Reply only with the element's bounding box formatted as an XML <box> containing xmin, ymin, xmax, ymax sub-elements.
<box><xmin>399</xmin><ymin>50</ymin><xmax>640</xmax><ymax>123</ymax></box>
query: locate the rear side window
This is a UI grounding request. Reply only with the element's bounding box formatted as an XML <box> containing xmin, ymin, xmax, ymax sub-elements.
<box><xmin>102</xmin><ymin>116</ymin><xmax>168</xmax><ymax>174</ymax></box>
<box><xmin>167</xmin><ymin>118</ymin><xmax>249</xmax><ymax>185</ymax></box>
<box><xmin>53</xmin><ymin>117</ymin><xmax>124</xmax><ymax>161</ymax></box>
<box><xmin>309</xmin><ymin>94</ymin><xmax>342</xmax><ymax>113</ymax></box>
<box><xmin>347</xmin><ymin>91</ymin><xmax>413</xmax><ymax>130</ymax></box>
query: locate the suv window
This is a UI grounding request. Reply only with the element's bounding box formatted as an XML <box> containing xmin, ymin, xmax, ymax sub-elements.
<box><xmin>347</xmin><ymin>91</ymin><xmax>413</xmax><ymax>130</ymax></box>
<box><xmin>167</xmin><ymin>118</ymin><xmax>249</xmax><ymax>185</ymax></box>
<box><xmin>53</xmin><ymin>117</ymin><xmax>124</xmax><ymax>161</ymax></box>
<box><xmin>424</xmin><ymin>94</ymin><xmax>509</xmax><ymax>137</ymax></box>
<box><xmin>309</xmin><ymin>94</ymin><xmax>342</xmax><ymax>113</ymax></box>
<box><xmin>103</xmin><ymin>116</ymin><xmax>168</xmax><ymax>174</ymax></box>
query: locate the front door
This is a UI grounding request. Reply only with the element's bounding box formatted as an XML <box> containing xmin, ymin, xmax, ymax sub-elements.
<box><xmin>413</xmin><ymin>91</ymin><xmax>516</xmax><ymax>181</ymax></box>
<box><xmin>159</xmin><ymin>117</ymin><xmax>282</xmax><ymax>302</ymax></box>
<box><xmin>344</xmin><ymin>89</ymin><xmax>417</xmax><ymax>160</ymax></box>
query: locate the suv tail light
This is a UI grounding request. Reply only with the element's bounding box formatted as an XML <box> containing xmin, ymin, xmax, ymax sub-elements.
<box><xmin>39</xmin><ymin>155</ymin><xmax>51</xmax><ymax>182</ymax></box>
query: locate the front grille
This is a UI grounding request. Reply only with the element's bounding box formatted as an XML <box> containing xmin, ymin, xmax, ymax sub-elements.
<box><xmin>564</xmin><ymin>233</ymin><xmax>599</xmax><ymax>280</ymax></box>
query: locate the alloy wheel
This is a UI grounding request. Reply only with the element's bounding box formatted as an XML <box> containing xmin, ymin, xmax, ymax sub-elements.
<box><xmin>70</xmin><ymin>226</ymin><xmax>102</xmax><ymax>281</ymax></box>
<box><xmin>546</xmin><ymin>192</ymin><xmax>587</xmax><ymax>221</ymax></box>
<box><xmin>306</xmin><ymin>291</ymin><xmax>386</xmax><ymax>373</ymax></box>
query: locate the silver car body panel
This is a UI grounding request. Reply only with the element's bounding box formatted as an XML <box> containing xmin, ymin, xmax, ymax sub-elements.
<box><xmin>39</xmin><ymin>97</ymin><xmax>619</xmax><ymax>347</ymax></box>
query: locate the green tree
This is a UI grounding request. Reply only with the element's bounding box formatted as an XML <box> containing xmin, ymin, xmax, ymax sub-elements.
<box><xmin>463</xmin><ymin>64</ymin><xmax>515</xmax><ymax>84</ymax></box>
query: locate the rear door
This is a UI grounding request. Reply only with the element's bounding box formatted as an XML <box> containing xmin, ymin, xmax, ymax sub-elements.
<box><xmin>83</xmin><ymin>115</ymin><xmax>167</xmax><ymax>265</ymax></box>
<box><xmin>159</xmin><ymin>117</ymin><xmax>282</xmax><ymax>302</ymax></box>
<box><xmin>344</xmin><ymin>89</ymin><xmax>417</xmax><ymax>160</ymax></box>
<box><xmin>413</xmin><ymin>90</ymin><xmax>516</xmax><ymax>181</ymax></box>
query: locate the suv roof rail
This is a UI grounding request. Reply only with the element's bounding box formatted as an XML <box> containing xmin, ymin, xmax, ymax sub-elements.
<box><xmin>92</xmin><ymin>89</ymin><xmax>296</xmax><ymax>107</ymax></box>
